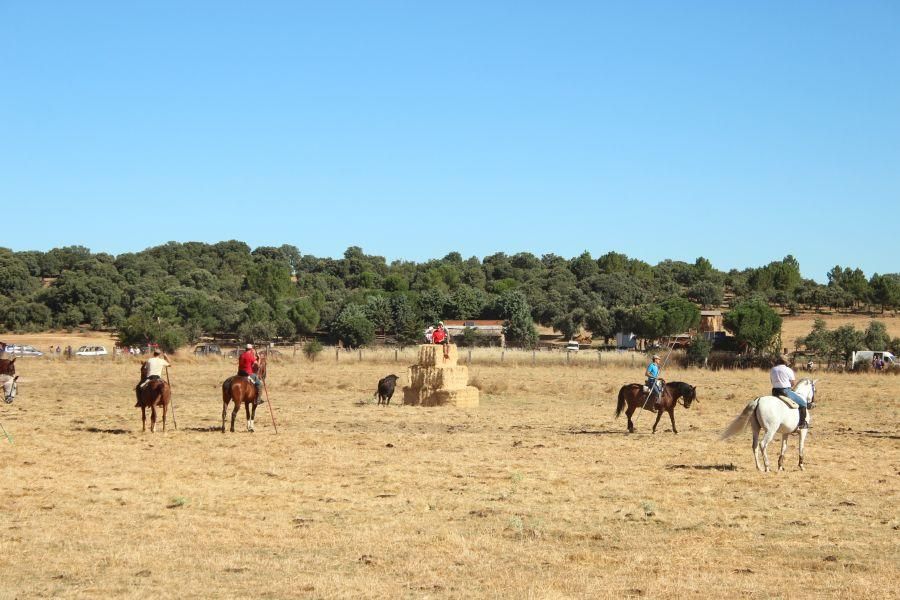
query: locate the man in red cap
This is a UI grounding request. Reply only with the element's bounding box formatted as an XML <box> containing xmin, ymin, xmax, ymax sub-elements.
<box><xmin>237</xmin><ymin>343</ymin><xmax>263</xmax><ymax>404</ymax></box>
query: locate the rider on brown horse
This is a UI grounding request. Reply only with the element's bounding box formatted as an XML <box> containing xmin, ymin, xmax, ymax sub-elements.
<box><xmin>135</xmin><ymin>350</ymin><xmax>170</xmax><ymax>407</ymax></box>
<box><xmin>645</xmin><ymin>354</ymin><xmax>663</xmax><ymax>409</ymax></box>
<box><xmin>238</xmin><ymin>344</ymin><xmax>264</xmax><ymax>405</ymax></box>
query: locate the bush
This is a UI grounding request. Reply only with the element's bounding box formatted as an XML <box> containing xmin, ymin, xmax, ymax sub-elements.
<box><xmin>686</xmin><ymin>335</ymin><xmax>712</xmax><ymax>367</ymax></box>
<box><xmin>303</xmin><ymin>339</ymin><xmax>324</xmax><ymax>362</ymax></box>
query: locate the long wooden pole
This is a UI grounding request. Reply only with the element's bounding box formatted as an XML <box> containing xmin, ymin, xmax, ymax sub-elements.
<box><xmin>261</xmin><ymin>352</ymin><xmax>278</xmax><ymax>434</ymax></box>
<box><xmin>165</xmin><ymin>366</ymin><xmax>177</xmax><ymax>430</ymax></box>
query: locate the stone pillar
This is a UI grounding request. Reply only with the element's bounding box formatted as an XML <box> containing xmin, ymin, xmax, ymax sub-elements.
<box><xmin>402</xmin><ymin>344</ymin><xmax>479</xmax><ymax>407</ymax></box>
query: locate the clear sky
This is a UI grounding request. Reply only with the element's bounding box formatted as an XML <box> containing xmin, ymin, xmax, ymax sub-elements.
<box><xmin>2</xmin><ymin>1</ymin><xmax>897</xmax><ymax>282</ymax></box>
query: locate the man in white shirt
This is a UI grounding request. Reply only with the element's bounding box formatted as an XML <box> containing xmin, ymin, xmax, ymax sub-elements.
<box><xmin>770</xmin><ymin>355</ymin><xmax>807</xmax><ymax>428</ymax></box>
<box><xmin>135</xmin><ymin>350</ymin><xmax>170</xmax><ymax>407</ymax></box>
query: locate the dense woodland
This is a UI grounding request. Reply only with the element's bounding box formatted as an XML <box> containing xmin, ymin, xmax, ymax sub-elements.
<box><xmin>1</xmin><ymin>242</ymin><xmax>898</xmax><ymax>355</ymax></box>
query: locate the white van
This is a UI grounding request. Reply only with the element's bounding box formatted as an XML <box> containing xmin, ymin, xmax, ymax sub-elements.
<box><xmin>565</xmin><ymin>341</ymin><xmax>580</xmax><ymax>352</ymax></box>
<box><xmin>850</xmin><ymin>351</ymin><xmax>896</xmax><ymax>369</ymax></box>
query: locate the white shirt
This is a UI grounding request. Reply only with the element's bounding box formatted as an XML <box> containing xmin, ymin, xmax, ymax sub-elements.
<box><xmin>145</xmin><ymin>356</ymin><xmax>170</xmax><ymax>378</ymax></box>
<box><xmin>770</xmin><ymin>364</ymin><xmax>795</xmax><ymax>388</ymax></box>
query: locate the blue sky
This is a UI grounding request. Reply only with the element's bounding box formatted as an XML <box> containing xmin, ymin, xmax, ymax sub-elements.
<box><xmin>2</xmin><ymin>1</ymin><xmax>897</xmax><ymax>282</ymax></box>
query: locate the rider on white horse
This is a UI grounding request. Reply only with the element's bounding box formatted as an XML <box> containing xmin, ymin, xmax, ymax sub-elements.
<box><xmin>770</xmin><ymin>355</ymin><xmax>808</xmax><ymax>428</ymax></box>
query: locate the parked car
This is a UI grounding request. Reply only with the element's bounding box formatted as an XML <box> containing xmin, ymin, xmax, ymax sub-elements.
<box><xmin>565</xmin><ymin>341</ymin><xmax>580</xmax><ymax>352</ymax></box>
<box><xmin>4</xmin><ymin>344</ymin><xmax>44</xmax><ymax>357</ymax></box>
<box><xmin>194</xmin><ymin>343</ymin><xmax>222</xmax><ymax>356</ymax></box>
<box><xmin>75</xmin><ymin>345</ymin><xmax>108</xmax><ymax>357</ymax></box>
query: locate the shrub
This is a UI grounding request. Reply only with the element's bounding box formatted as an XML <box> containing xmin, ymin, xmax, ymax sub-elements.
<box><xmin>686</xmin><ymin>335</ymin><xmax>712</xmax><ymax>367</ymax></box>
<box><xmin>303</xmin><ymin>339</ymin><xmax>324</xmax><ymax>362</ymax></box>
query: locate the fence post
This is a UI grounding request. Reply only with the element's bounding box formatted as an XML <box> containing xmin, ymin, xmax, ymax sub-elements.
<box><xmin>566</xmin><ymin>350</ymin><xmax>570</xmax><ymax>365</ymax></box>
<box><xmin>532</xmin><ymin>349</ymin><xmax>536</xmax><ymax>366</ymax></box>
<box><xmin>501</xmin><ymin>350</ymin><xmax>505</xmax><ymax>364</ymax></box>
<box><xmin>597</xmin><ymin>351</ymin><xmax>601</xmax><ymax>365</ymax></box>
<box><xmin>395</xmin><ymin>348</ymin><xmax>398</xmax><ymax>362</ymax></box>
<box><xmin>358</xmin><ymin>348</ymin><xmax>363</xmax><ymax>362</ymax></box>
<box><xmin>631</xmin><ymin>353</ymin><xmax>635</xmax><ymax>367</ymax></box>
<box><xmin>335</xmin><ymin>347</ymin><xmax>339</xmax><ymax>362</ymax></box>
<box><xmin>468</xmin><ymin>349</ymin><xmax>472</xmax><ymax>365</ymax></box>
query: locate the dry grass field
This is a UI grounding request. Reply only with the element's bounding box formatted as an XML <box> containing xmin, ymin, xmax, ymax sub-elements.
<box><xmin>1</xmin><ymin>346</ymin><xmax>898</xmax><ymax>599</ymax></box>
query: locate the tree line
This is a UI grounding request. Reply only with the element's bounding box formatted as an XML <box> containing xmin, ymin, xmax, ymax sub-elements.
<box><xmin>0</xmin><ymin>242</ymin><xmax>898</xmax><ymax>352</ymax></box>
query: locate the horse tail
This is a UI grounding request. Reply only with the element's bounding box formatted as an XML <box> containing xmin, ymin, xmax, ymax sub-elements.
<box><xmin>720</xmin><ymin>397</ymin><xmax>761</xmax><ymax>440</ymax></box>
<box><xmin>222</xmin><ymin>378</ymin><xmax>232</xmax><ymax>405</ymax></box>
<box><xmin>614</xmin><ymin>387</ymin><xmax>626</xmax><ymax>419</ymax></box>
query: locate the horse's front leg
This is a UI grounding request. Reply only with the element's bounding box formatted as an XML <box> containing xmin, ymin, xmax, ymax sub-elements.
<box><xmin>777</xmin><ymin>436</ymin><xmax>789</xmax><ymax>471</ymax></box>
<box><xmin>651</xmin><ymin>409</ymin><xmax>663</xmax><ymax>434</ymax></box>
<box><xmin>245</xmin><ymin>401</ymin><xmax>252</xmax><ymax>432</ymax></box>
<box><xmin>150</xmin><ymin>404</ymin><xmax>157</xmax><ymax>433</ymax></box>
<box><xmin>668</xmin><ymin>407</ymin><xmax>677</xmax><ymax>434</ymax></box>
<box><xmin>141</xmin><ymin>405</ymin><xmax>147</xmax><ymax>433</ymax></box>
<box><xmin>250</xmin><ymin>402</ymin><xmax>258</xmax><ymax>432</ymax></box>
<box><xmin>798</xmin><ymin>429</ymin><xmax>808</xmax><ymax>471</ymax></box>
<box><xmin>161</xmin><ymin>401</ymin><xmax>168</xmax><ymax>433</ymax></box>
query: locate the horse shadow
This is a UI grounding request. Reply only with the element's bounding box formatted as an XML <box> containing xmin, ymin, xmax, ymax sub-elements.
<box><xmin>182</xmin><ymin>425</ymin><xmax>221</xmax><ymax>433</ymax></box>
<box><xmin>667</xmin><ymin>463</ymin><xmax>738</xmax><ymax>472</ymax></box>
<box><xmin>568</xmin><ymin>429</ymin><xmax>631</xmax><ymax>436</ymax></box>
<box><xmin>77</xmin><ymin>427</ymin><xmax>131</xmax><ymax>435</ymax></box>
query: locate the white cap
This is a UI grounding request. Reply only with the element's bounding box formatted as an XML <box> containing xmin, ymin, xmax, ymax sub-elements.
<box><xmin>246</xmin><ymin>343</ymin><xmax>253</xmax><ymax>349</ymax></box>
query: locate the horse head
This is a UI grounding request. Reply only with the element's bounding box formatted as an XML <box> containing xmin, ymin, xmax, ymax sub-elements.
<box><xmin>795</xmin><ymin>378</ymin><xmax>817</xmax><ymax>406</ymax></box>
<box><xmin>681</xmin><ymin>384</ymin><xmax>698</xmax><ymax>408</ymax></box>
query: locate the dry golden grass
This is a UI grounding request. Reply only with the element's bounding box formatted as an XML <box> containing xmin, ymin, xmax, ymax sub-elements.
<box><xmin>1</xmin><ymin>346</ymin><xmax>898</xmax><ymax>599</ymax></box>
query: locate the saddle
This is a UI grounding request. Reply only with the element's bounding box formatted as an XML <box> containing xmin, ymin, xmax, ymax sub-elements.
<box><xmin>777</xmin><ymin>395</ymin><xmax>799</xmax><ymax>409</ymax></box>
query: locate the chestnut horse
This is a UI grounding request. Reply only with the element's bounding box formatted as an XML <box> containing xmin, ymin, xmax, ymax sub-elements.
<box><xmin>221</xmin><ymin>353</ymin><xmax>267</xmax><ymax>433</ymax></box>
<box><xmin>0</xmin><ymin>358</ymin><xmax>16</xmax><ymax>377</ymax></box>
<box><xmin>136</xmin><ymin>362</ymin><xmax>171</xmax><ymax>432</ymax></box>
<box><xmin>614</xmin><ymin>381</ymin><xmax>697</xmax><ymax>434</ymax></box>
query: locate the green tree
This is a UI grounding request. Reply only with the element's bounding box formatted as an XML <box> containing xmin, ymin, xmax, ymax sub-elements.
<box><xmin>869</xmin><ymin>274</ymin><xmax>900</xmax><ymax>313</ymax></box>
<box><xmin>584</xmin><ymin>305</ymin><xmax>615</xmax><ymax>344</ymax></box>
<box><xmin>686</xmin><ymin>334</ymin><xmax>712</xmax><ymax>367</ymax></box>
<box><xmin>864</xmin><ymin>321</ymin><xmax>890</xmax><ymax>350</ymax></box>
<box><xmin>724</xmin><ymin>298</ymin><xmax>782</xmax><ymax>354</ymax></box>
<box><xmin>495</xmin><ymin>290</ymin><xmax>538</xmax><ymax>348</ymax></box>
<box><xmin>287</xmin><ymin>298</ymin><xmax>321</xmax><ymax>336</ymax></box>
<box><xmin>687</xmin><ymin>281</ymin><xmax>723</xmax><ymax>308</ymax></box>
<box><xmin>330</xmin><ymin>304</ymin><xmax>375</xmax><ymax>347</ymax></box>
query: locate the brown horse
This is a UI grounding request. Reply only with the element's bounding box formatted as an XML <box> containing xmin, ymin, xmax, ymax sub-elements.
<box><xmin>614</xmin><ymin>381</ymin><xmax>697</xmax><ymax>434</ymax></box>
<box><xmin>0</xmin><ymin>358</ymin><xmax>16</xmax><ymax>376</ymax></box>
<box><xmin>221</xmin><ymin>353</ymin><xmax>267</xmax><ymax>433</ymax></box>
<box><xmin>136</xmin><ymin>363</ymin><xmax>171</xmax><ymax>433</ymax></box>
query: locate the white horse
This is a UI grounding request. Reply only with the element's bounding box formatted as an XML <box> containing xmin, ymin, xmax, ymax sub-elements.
<box><xmin>721</xmin><ymin>379</ymin><xmax>817</xmax><ymax>472</ymax></box>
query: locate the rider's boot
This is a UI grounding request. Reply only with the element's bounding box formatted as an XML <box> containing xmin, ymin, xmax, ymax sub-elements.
<box><xmin>798</xmin><ymin>405</ymin><xmax>808</xmax><ymax>429</ymax></box>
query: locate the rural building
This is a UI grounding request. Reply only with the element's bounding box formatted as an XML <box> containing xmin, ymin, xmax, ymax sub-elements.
<box><xmin>699</xmin><ymin>310</ymin><xmax>724</xmax><ymax>333</ymax></box>
<box><xmin>443</xmin><ymin>320</ymin><xmax>505</xmax><ymax>347</ymax></box>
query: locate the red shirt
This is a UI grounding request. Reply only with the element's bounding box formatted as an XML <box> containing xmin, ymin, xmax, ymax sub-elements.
<box><xmin>238</xmin><ymin>350</ymin><xmax>258</xmax><ymax>374</ymax></box>
<box><xmin>432</xmin><ymin>328</ymin><xmax>446</xmax><ymax>344</ymax></box>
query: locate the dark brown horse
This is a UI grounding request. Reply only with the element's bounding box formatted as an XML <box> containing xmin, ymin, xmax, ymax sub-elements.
<box><xmin>136</xmin><ymin>363</ymin><xmax>171</xmax><ymax>433</ymax></box>
<box><xmin>222</xmin><ymin>353</ymin><xmax>267</xmax><ymax>433</ymax></box>
<box><xmin>0</xmin><ymin>358</ymin><xmax>16</xmax><ymax>376</ymax></box>
<box><xmin>614</xmin><ymin>381</ymin><xmax>697</xmax><ymax>434</ymax></box>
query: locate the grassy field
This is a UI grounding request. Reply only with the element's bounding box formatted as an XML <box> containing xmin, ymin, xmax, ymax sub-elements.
<box><xmin>1</xmin><ymin>347</ymin><xmax>897</xmax><ymax>599</ymax></box>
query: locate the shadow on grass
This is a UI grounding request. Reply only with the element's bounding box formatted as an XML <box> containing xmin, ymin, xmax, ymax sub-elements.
<box><xmin>77</xmin><ymin>427</ymin><xmax>130</xmax><ymax>435</ymax></box>
<box><xmin>569</xmin><ymin>429</ymin><xmax>630</xmax><ymax>436</ymax></box>
<box><xmin>667</xmin><ymin>463</ymin><xmax>738</xmax><ymax>471</ymax></box>
<box><xmin>182</xmin><ymin>426</ymin><xmax>222</xmax><ymax>433</ymax></box>
<box><xmin>861</xmin><ymin>430</ymin><xmax>900</xmax><ymax>440</ymax></box>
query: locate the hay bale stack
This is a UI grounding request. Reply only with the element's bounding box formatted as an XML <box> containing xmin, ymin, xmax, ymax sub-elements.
<box><xmin>402</xmin><ymin>344</ymin><xmax>479</xmax><ymax>408</ymax></box>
